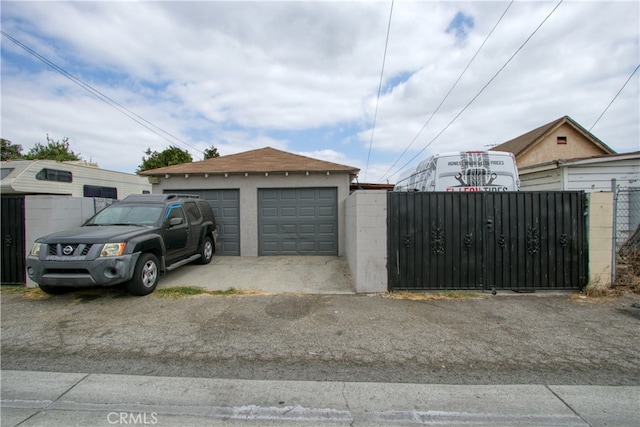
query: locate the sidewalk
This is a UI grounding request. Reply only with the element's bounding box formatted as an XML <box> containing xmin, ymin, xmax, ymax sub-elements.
<box><xmin>2</xmin><ymin>370</ymin><xmax>639</xmax><ymax>426</ymax></box>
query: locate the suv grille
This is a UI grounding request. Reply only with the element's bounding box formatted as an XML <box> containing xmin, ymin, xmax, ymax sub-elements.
<box><xmin>48</xmin><ymin>244</ymin><xmax>93</xmax><ymax>256</ymax></box>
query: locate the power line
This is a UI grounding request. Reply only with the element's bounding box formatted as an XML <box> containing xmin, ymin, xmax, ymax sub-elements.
<box><xmin>363</xmin><ymin>0</ymin><xmax>394</xmax><ymax>182</ymax></box>
<box><xmin>589</xmin><ymin>63</ymin><xmax>640</xmax><ymax>132</ymax></box>
<box><xmin>1</xmin><ymin>30</ymin><xmax>204</xmax><ymax>158</ymax></box>
<box><xmin>377</xmin><ymin>1</ymin><xmax>514</xmax><ymax>183</ymax></box>
<box><xmin>379</xmin><ymin>0</ymin><xmax>563</xmax><ymax>183</ymax></box>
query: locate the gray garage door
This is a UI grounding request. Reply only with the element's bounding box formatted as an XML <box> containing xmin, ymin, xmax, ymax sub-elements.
<box><xmin>165</xmin><ymin>189</ymin><xmax>240</xmax><ymax>256</ymax></box>
<box><xmin>258</xmin><ymin>188</ymin><xmax>337</xmax><ymax>256</ymax></box>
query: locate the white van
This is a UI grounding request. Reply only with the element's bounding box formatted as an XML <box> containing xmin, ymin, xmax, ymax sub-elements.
<box><xmin>394</xmin><ymin>151</ymin><xmax>520</xmax><ymax>192</ymax></box>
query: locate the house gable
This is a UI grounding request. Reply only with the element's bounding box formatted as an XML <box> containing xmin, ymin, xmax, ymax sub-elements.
<box><xmin>491</xmin><ymin>116</ymin><xmax>616</xmax><ymax>168</ymax></box>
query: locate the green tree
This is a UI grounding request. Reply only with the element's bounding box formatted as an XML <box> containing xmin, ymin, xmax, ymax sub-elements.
<box><xmin>1</xmin><ymin>138</ymin><xmax>24</xmax><ymax>161</ymax></box>
<box><xmin>203</xmin><ymin>146</ymin><xmax>220</xmax><ymax>159</ymax></box>
<box><xmin>138</xmin><ymin>145</ymin><xmax>193</xmax><ymax>172</ymax></box>
<box><xmin>24</xmin><ymin>135</ymin><xmax>81</xmax><ymax>161</ymax></box>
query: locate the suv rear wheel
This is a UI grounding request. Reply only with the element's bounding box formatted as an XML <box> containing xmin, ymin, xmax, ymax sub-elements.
<box><xmin>127</xmin><ymin>253</ymin><xmax>159</xmax><ymax>296</ymax></box>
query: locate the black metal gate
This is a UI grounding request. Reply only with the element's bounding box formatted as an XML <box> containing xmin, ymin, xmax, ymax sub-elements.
<box><xmin>1</xmin><ymin>196</ymin><xmax>26</xmax><ymax>285</ymax></box>
<box><xmin>388</xmin><ymin>192</ymin><xmax>588</xmax><ymax>291</ymax></box>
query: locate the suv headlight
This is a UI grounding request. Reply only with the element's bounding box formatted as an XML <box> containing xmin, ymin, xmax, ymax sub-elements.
<box><xmin>29</xmin><ymin>242</ymin><xmax>42</xmax><ymax>257</ymax></box>
<box><xmin>100</xmin><ymin>243</ymin><xmax>126</xmax><ymax>257</ymax></box>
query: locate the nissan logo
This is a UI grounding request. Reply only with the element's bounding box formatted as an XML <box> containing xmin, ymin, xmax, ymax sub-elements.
<box><xmin>62</xmin><ymin>245</ymin><xmax>74</xmax><ymax>256</ymax></box>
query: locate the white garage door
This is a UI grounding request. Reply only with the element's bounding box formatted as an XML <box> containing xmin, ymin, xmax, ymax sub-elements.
<box><xmin>258</xmin><ymin>188</ymin><xmax>337</xmax><ymax>255</ymax></box>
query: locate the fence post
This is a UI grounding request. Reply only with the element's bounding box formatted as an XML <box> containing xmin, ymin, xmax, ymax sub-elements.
<box><xmin>611</xmin><ymin>179</ymin><xmax>618</xmax><ymax>285</ymax></box>
<box><xmin>587</xmin><ymin>192</ymin><xmax>614</xmax><ymax>290</ymax></box>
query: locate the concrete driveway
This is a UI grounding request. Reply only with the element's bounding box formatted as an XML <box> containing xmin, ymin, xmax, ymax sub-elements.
<box><xmin>159</xmin><ymin>256</ymin><xmax>355</xmax><ymax>294</ymax></box>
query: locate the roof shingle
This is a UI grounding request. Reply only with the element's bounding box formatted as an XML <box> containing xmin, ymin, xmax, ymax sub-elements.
<box><xmin>139</xmin><ymin>147</ymin><xmax>360</xmax><ymax>176</ymax></box>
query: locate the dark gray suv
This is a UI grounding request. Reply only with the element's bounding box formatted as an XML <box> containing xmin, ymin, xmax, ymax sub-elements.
<box><xmin>26</xmin><ymin>194</ymin><xmax>217</xmax><ymax>296</ymax></box>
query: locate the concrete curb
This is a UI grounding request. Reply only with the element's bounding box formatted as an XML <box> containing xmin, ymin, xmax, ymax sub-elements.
<box><xmin>2</xmin><ymin>370</ymin><xmax>639</xmax><ymax>426</ymax></box>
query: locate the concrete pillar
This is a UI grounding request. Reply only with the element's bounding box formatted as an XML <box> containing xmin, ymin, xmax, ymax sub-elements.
<box><xmin>345</xmin><ymin>190</ymin><xmax>387</xmax><ymax>293</ymax></box>
<box><xmin>586</xmin><ymin>192</ymin><xmax>614</xmax><ymax>290</ymax></box>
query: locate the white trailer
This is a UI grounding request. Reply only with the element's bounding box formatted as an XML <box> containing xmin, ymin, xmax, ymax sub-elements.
<box><xmin>1</xmin><ymin>160</ymin><xmax>150</xmax><ymax>198</ymax></box>
<box><xmin>394</xmin><ymin>151</ymin><xmax>520</xmax><ymax>192</ymax></box>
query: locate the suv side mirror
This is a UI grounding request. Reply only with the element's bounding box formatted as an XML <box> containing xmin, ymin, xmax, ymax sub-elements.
<box><xmin>168</xmin><ymin>217</ymin><xmax>184</xmax><ymax>227</ymax></box>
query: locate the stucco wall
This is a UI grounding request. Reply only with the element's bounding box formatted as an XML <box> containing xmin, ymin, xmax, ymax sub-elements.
<box><xmin>345</xmin><ymin>190</ymin><xmax>388</xmax><ymax>293</ymax></box>
<box><xmin>151</xmin><ymin>172</ymin><xmax>352</xmax><ymax>256</ymax></box>
<box><xmin>518</xmin><ymin>123</ymin><xmax>609</xmax><ymax>168</ymax></box>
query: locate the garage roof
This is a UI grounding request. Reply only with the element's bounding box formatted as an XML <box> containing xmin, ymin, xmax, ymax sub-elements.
<box><xmin>139</xmin><ymin>147</ymin><xmax>360</xmax><ymax>176</ymax></box>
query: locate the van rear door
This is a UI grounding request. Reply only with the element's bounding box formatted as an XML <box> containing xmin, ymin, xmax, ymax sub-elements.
<box><xmin>435</xmin><ymin>152</ymin><xmax>519</xmax><ymax>191</ymax></box>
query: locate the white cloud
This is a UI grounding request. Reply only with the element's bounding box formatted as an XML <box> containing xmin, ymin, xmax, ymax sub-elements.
<box><xmin>2</xmin><ymin>1</ymin><xmax>638</xmax><ymax>182</ymax></box>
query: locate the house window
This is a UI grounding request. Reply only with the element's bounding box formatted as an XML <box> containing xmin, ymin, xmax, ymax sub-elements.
<box><xmin>557</xmin><ymin>136</ymin><xmax>567</xmax><ymax>144</ymax></box>
<box><xmin>83</xmin><ymin>185</ymin><xmax>118</xmax><ymax>199</ymax></box>
<box><xmin>35</xmin><ymin>168</ymin><xmax>73</xmax><ymax>183</ymax></box>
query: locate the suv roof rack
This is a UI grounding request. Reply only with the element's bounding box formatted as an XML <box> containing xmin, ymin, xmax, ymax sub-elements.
<box><xmin>121</xmin><ymin>194</ymin><xmax>200</xmax><ymax>203</ymax></box>
<box><xmin>165</xmin><ymin>194</ymin><xmax>200</xmax><ymax>200</ymax></box>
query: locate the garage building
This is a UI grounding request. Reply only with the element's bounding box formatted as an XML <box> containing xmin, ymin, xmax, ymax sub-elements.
<box><xmin>139</xmin><ymin>147</ymin><xmax>359</xmax><ymax>257</ymax></box>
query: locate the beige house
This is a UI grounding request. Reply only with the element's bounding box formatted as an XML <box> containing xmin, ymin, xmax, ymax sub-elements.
<box><xmin>139</xmin><ymin>147</ymin><xmax>359</xmax><ymax>257</ymax></box>
<box><xmin>491</xmin><ymin>115</ymin><xmax>616</xmax><ymax>168</ymax></box>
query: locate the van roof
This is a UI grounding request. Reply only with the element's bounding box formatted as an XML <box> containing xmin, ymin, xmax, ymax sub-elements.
<box><xmin>431</xmin><ymin>151</ymin><xmax>514</xmax><ymax>158</ymax></box>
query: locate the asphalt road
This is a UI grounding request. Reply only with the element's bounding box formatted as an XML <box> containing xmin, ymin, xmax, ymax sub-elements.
<box><xmin>1</xmin><ymin>287</ymin><xmax>639</xmax><ymax>386</ymax></box>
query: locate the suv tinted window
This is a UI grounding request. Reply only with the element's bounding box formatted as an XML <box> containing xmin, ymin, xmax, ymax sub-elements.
<box><xmin>197</xmin><ymin>201</ymin><xmax>214</xmax><ymax>219</ymax></box>
<box><xmin>197</xmin><ymin>201</ymin><xmax>216</xmax><ymax>229</ymax></box>
<box><xmin>184</xmin><ymin>201</ymin><xmax>202</xmax><ymax>222</ymax></box>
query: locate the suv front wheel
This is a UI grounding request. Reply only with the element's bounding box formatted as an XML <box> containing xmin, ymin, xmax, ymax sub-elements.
<box><xmin>127</xmin><ymin>253</ymin><xmax>159</xmax><ymax>296</ymax></box>
<box><xmin>195</xmin><ymin>236</ymin><xmax>214</xmax><ymax>265</ymax></box>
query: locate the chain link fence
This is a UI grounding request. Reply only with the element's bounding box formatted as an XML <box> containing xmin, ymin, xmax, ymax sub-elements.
<box><xmin>612</xmin><ymin>186</ymin><xmax>640</xmax><ymax>285</ymax></box>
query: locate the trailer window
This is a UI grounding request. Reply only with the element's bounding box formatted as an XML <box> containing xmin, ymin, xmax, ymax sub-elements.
<box><xmin>1</xmin><ymin>168</ymin><xmax>14</xmax><ymax>180</ymax></box>
<box><xmin>35</xmin><ymin>168</ymin><xmax>72</xmax><ymax>183</ymax></box>
<box><xmin>83</xmin><ymin>185</ymin><xmax>118</xmax><ymax>199</ymax></box>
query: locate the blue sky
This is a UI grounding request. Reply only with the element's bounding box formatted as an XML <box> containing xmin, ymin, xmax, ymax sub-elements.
<box><xmin>1</xmin><ymin>1</ymin><xmax>638</xmax><ymax>183</ymax></box>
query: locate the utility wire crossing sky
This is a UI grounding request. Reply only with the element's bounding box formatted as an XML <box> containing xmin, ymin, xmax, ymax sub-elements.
<box><xmin>1</xmin><ymin>1</ymin><xmax>638</xmax><ymax>182</ymax></box>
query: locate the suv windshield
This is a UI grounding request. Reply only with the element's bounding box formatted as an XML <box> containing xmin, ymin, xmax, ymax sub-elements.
<box><xmin>86</xmin><ymin>204</ymin><xmax>164</xmax><ymax>226</ymax></box>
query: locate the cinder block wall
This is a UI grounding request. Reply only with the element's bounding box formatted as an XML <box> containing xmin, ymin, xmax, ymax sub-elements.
<box><xmin>587</xmin><ymin>192</ymin><xmax>614</xmax><ymax>289</ymax></box>
<box><xmin>345</xmin><ymin>190</ymin><xmax>387</xmax><ymax>293</ymax></box>
<box><xmin>24</xmin><ymin>195</ymin><xmax>96</xmax><ymax>287</ymax></box>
